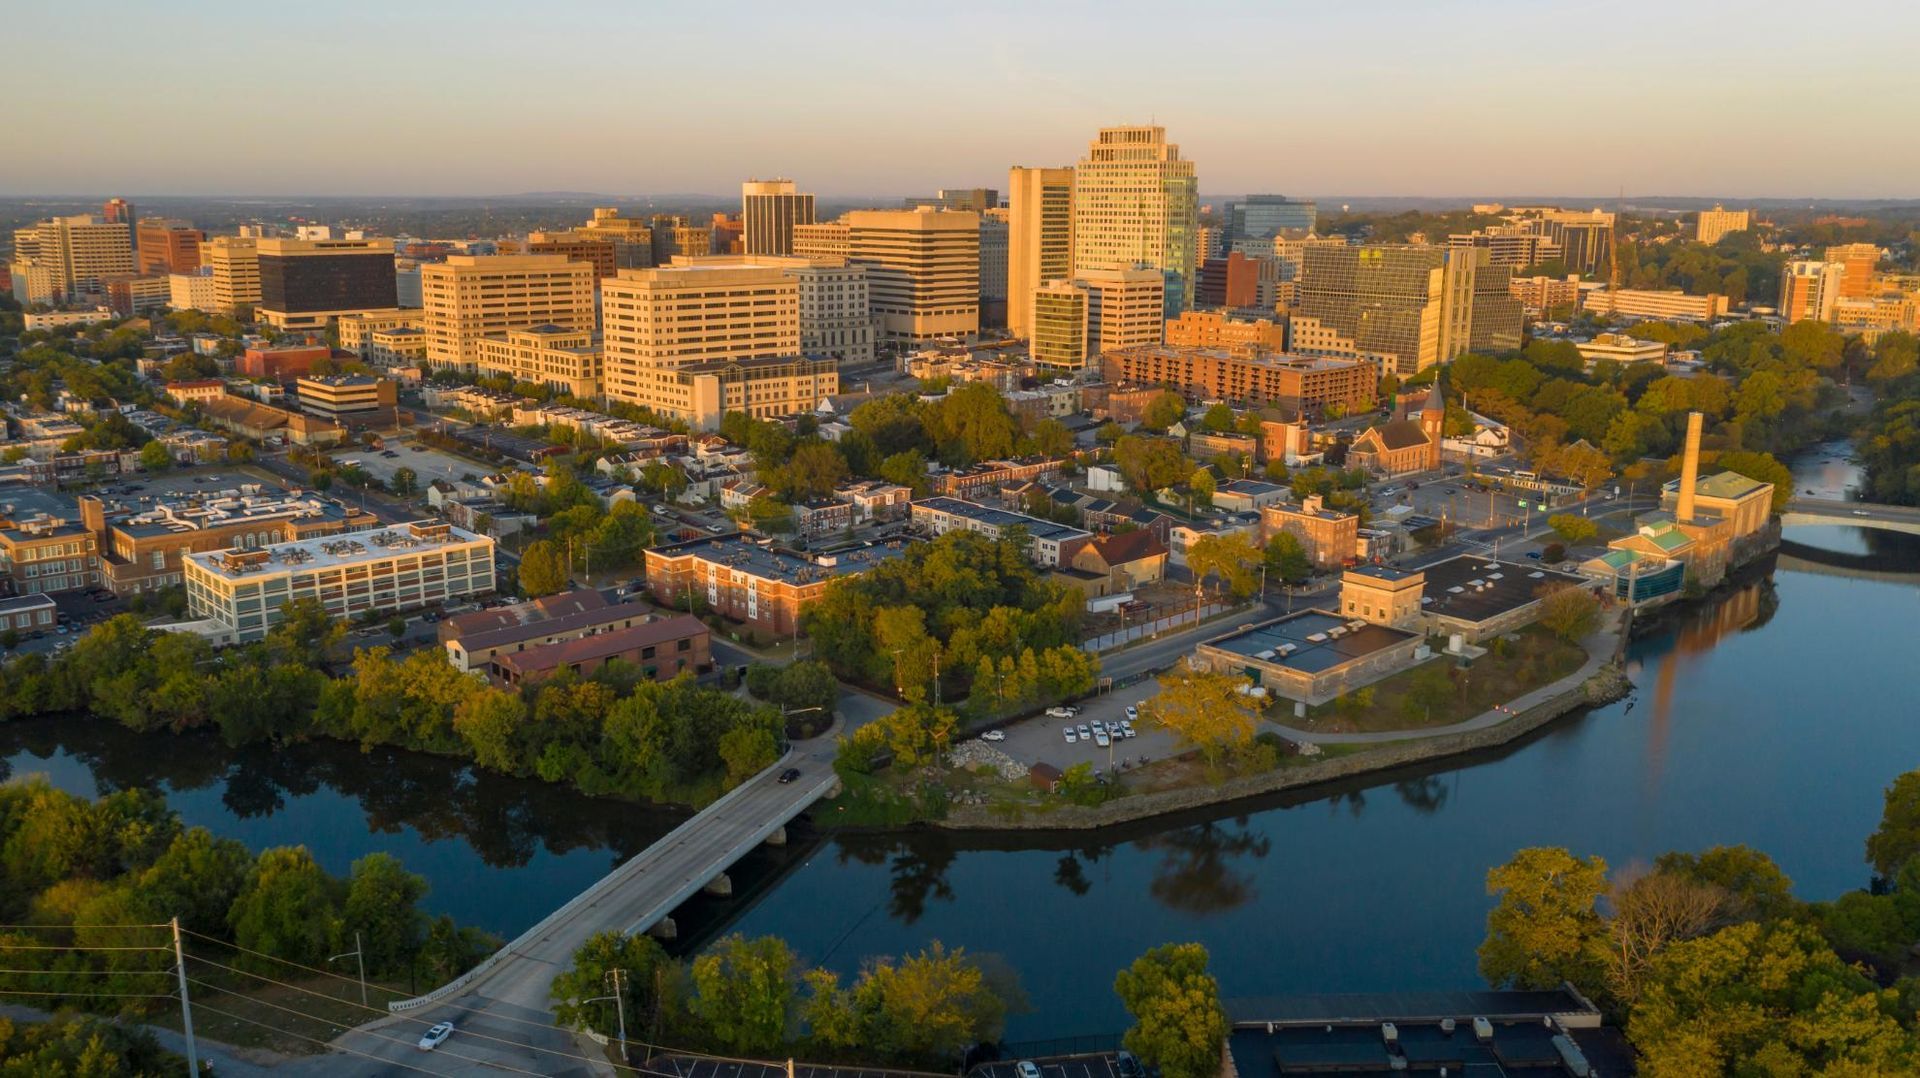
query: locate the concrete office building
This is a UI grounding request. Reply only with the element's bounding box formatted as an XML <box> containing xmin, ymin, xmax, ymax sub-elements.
<box><xmin>780</xmin><ymin>257</ymin><xmax>873</xmax><ymax>364</ymax></box>
<box><xmin>169</xmin><ymin>269</ymin><xmax>218</xmax><ymax>312</ymax></box>
<box><xmin>1579</xmin><ymin>287</ymin><xmax>1729</xmax><ymax>322</ymax></box>
<box><xmin>741</xmin><ymin>179</ymin><xmax>816</xmax><ymax>256</ymax></box>
<box><xmin>135</xmin><ymin>219</ymin><xmax>204</xmax><ymax>275</ymax></box>
<box><xmin>792</xmin><ymin>221</ymin><xmax>851</xmax><ymax>261</ymax></box>
<box><xmin>845</xmin><ymin>208</ymin><xmax>980</xmax><ymax>344</ymax></box>
<box><xmin>337</xmin><ymin>309</ymin><xmax>427</xmax><ymax>355</ymax></box>
<box><xmin>1695</xmin><ymin>205</ymin><xmax>1751</xmax><ymax>245</ymax></box>
<box><xmin>10</xmin><ymin>215</ymin><xmax>135</xmax><ymax>300</ymax></box>
<box><xmin>80</xmin><ymin>491</ymin><xmax>378</xmax><ymax>596</ymax></box>
<box><xmin>104</xmin><ymin>274</ymin><xmax>171</xmax><ymax>316</ymax></box>
<box><xmin>1293</xmin><ymin>244</ymin><xmax>1520</xmax><ymax>376</ymax></box>
<box><xmin>1534</xmin><ymin>209</ymin><xmax>1614</xmax><ymax>277</ymax></box>
<box><xmin>1195</xmin><ymin>610</ymin><xmax>1423</xmax><ymax>706</ymax></box>
<box><xmin>421</xmin><ymin>254</ymin><xmax>597</xmax><ymax>373</ymax></box>
<box><xmin>1779</xmin><ymin>261</ymin><xmax>1845</xmax><ymax>324</ymax></box>
<box><xmin>525</xmin><ymin>231</ymin><xmax>618</xmax><ymax>280</ymax></box>
<box><xmin>978</xmin><ymin>214</ymin><xmax>1009</xmax><ymax>327</ymax></box>
<box><xmin>579</xmin><ymin>207</ymin><xmax>656</xmax><ymax>269</ymax></box>
<box><xmin>649</xmin><ymin>216</ymin><xmax>713</xmax><ymax>264</ymax></box>
<box><xmin>256</xmin><ymin>237</ymin><xmax>398</xmax><ymax>332</ymax></box>
<box><xmin>184</xmin><ymin>521</ymin><xmax>496</xmax><ymax>644</ymax></box>
<box><xmin>1082</xmin><ymin>266</ymin><xmax>1166</xmax><ymax>356</ymax></box>
<box><xmin>1509</xmin><ymin>275</ymin><xmax>1581</xmax><ymax>312</ymax></box>
<box><xmin>1827</xmin><ymin>243</ymin><xmax>1880</xmax><ymax>300</ymax></box>
<box><xmin>294</xmin><ymin>374</ymin><xmax>398</xmax><ymax>425</ymax></box>
<box><xmin>1007</xmin><ymin>165</ymin><xmax>1076</xmax><ymax>339</ymax></box>
<box><xmin>1445</xmin><ymin>228</ymin><xmax>1559</xmax><ymax>268</ymax></box>
<box><xmin>1072</xmin><ymin>125</ymin><xmax>1199</xmax><ymax>314</ymax></box>
<box><xmin>639</xmin><ymin>355</ymin><xmax>838</xmax><ymax>430</ymax></box>
<box><xmin>477</xmin><ymin>325</ymin><xmax>602</xmax><ymax>398</ymax></box>
<box><xmin>204</xmin><ymin>236</ymin><xmax>262</xmax><ymax>316</ymax></box>
<box><xmin>600</xmin><ymin>260</ymin><xmax>799</xmax><ymax>377</ymax></box>
<box><xmin>1164</xmin><ymin>309</ymin><xmax>1287</xmax><ymax>351</ymax></box>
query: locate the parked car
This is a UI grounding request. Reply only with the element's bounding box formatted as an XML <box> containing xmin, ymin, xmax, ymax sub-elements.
<box><xmin>1125</xmin><ymin>705</ymin><xmax>1138</xmax><ymax>721</ymax></box>
<box><xmin>1525</xmin><ymin>551</ymin><xmax>1542</xmax><ymax>560</ymax></box>
<box><xmin>1094</xmin><ymin>732</ymin><xmax>1111</xmax><ymax>748</ymax></box>
<box><xmin>417</xmin><ymin>1022</ymin><xmax>454</xmax><ymax>1051</ymax></box>
<box><xmin>1045</xmin><ymin>707</ymin><xmax>1074</xmax><ymax>719</ymax></box>
<box><xmin>777</xmin><ymin>768</ymin><xmax>801</xmax><ymax>784</ymax></box>
<box><xmin>1121</xmin><ymin>725</ymin><xmax>1137</xmax><ymax>739</ymax></box>
<box><xmin>980</xmin><ymin>730</ymin><xmax>1006</xmax><ymax>742</ymax></box>
<box><xmin>1016</xmin><ymin>1063</ymin><xmax>1042</xmax><ymax>1078</ymax></box>
<box><xmin>1076</xmin><ymin>724</ymin><xmax>1091</xmax><ymax>739</ymax></box>
<box><xmin>1116</xmin><ymin>1051</ymin><xmax>1144</xmax><ymax>1078</ymax></box>
<box><xmin>1063</xmin><ymin>729</ymin><xmax>1077</xmax><ymax>744</ymax></box>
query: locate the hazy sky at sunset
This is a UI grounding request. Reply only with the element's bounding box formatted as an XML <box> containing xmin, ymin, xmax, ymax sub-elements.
<box><xmin>5</xmin><ymin>0</ymin><xmax>1916</xmax><ymax>200</ymax></box>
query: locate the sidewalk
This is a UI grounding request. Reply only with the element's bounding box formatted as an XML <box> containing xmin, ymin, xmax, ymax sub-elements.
<box><xmin>1264</xmin><ymin>620</ymin><xmax>1624</xmax><ymax>746</ymax></box>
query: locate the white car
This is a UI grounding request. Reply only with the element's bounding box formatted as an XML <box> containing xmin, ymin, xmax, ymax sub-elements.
<box><xmin>1016</xmin><ymin>1063</ymin><xmax>1042</xmax><ymax>1078</ymax></box>
<box><xmin>1063</xmin><ymin>728</ymin><xmax>1077</xmax><ymax>744</ymax></box>
<box><xmin>417</xmin><ymin>1022</ymin><xmax>454</xmax><ymax>1050</ymax></box>
<box><xmin>1045</xmin><ymin>707</ymin><xmax>1074</xmax><ymax>719</ymax></box>
<box><xmin>1089</xmin><ymin>720</ymin><xmax>1106</xmax><ymax>736</ymax></box>
<box><xmin>980</xmin><ymin>730</ymin><xmax>1006</xmax><ymax>742</ymax></box>
<box><xmin>1125</xmin><ymin>705</ymin><xmax>1139</xmax><ymax>721</ymax></box>
<box><xmin>1094</xmin><ymin>732</ymin><xmax>1111</xmax><ymax>748</ymax></box>
<box><xmin>1076</xmin><ymin>724</ymin><xmax>1091</xmax><ymax>739</ymax></box>
<box><xmin>1121</xmin><ymin>725</ymin><xmax>1137</xmax><ymax>739</ymax></box>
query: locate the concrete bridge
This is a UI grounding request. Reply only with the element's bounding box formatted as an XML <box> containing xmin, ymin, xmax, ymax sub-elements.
<box><xmin>328</xmin><ymin>729</ymin><xmax>846</xmax><ymax>1075</ymax></box>
<box><xmin>1781</xmin><ymin>497</ymin><xmax>1920</xmax><ymax>536</ymax></box>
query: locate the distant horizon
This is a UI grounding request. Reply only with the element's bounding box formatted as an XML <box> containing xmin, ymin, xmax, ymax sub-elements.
<box><xmin>6</xmin><ymin>1</ymin><xmax>1919</xmax><ymax>200</ymax></box>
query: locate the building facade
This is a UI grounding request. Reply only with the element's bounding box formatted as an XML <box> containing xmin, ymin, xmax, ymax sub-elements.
<box><xmin>845</xmin><ymin>208</ymin><xmax>980</xmax><ymax>344</ymax></box>
<box><xmin>184</xmin><ymin>521</ymin><xmax>495</xmax><ymax>643</ymax></box>
<box><xmin>1007</xmin><ymin>165</ymin><xmax>1076</xmax><ymax>339</ymax></box>
<box><xmin>1071</xmin><ymin>125</ymin><xmax>1199</xmax><ymax>314</ymax></box>
<box><xmin>1260</xmin><ymin>495</ymin><xmax>1359</xmax><ymax>569</ymax></box>
<box><xmin>204</xmin><ymin>236</ymin><xmax>262</xmax><ymax>315</ymax></box>
<box><xmin>476</xmin><ymin>325</ymin><xmax>602</xmax><ymax>398</ymax></box>
<box><xmin>1695</xmin><ymin>205</ymin><xmax>1751</xmax><ymax>245</ymax></box>
<box><xmin>741</xmin><ymin>179</ymin><xmax>816</xmax><ymax>256</ymax></box>
<box><xmin>0</xmin><ymin>519</ymin><xmax>101</xmax><ymax>596</ymax></box>
<box><xmin>135</xmin><ymin>219</ymin><xmax>204</xmax><ymax>275</ymax></box>
<box><xmin>421</xmin><ymin>254</ymin><xmax>597</xmax><ymax>373</ymax></box>
<box><xmin>1101</xmin><ymin>344</ymin><xmax>1374</xmax><ymax>414</ymax></box>
<box><xmin>256</xmin><ymin>237</ymin><xmax>398</xmax><ymax>331</ymax></box>
<box><xmin>599</xmin><ymin>260</ymin><xmax>802</xmax><ymax>411</ymax></box>
<box><xmin>643</xmin><ymin>534</ymin><xmax>906</xmax><ymax>638</ymax></box>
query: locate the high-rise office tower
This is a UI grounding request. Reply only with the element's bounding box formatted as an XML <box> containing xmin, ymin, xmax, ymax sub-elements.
<box><xmin>1535</xmin><ymin>209</ymin><xmax>1614</xmax><ymax>276</ymax></box>
<box><xmin>845</xmin><ymin>208</ymin><xmax>980</xmax><ymax>344</ymax></box>
<box><xmin>421</xmin><ymin>254</ymin><xmax>597</xmax><ymax>373</ymax></box>
<box><xmin>742</xmin><ymin>180</ymin><xmax>816</xmax><ymax>256</ymax></box>
<box><xmin>204</xmin><ymin>236</ymin><xmax>262</xmax><ymax>316</ymax></box>
<box><xmin>9</xmin><ymin>215</ymin><xmax>135</xmax><ymax>300</ymax></box>
<box><xmin>1071</xmin><ymin>125</ymin><xmax>1199</xmax><ymax>315</ymax></box>
<box><xmin>1826</xmin><ymin>243</ymin><xmax>1879</xmax><ymax>299</ymax></box>
<box><xmin>1029</xmin><ymin>266</ymin><xmax>1164</xmax><ymax>374</ymax></box>
<box><xmin>256</xmin><ymin>237</ymin><xmax>398</xmax><ymax>332</ymax></box>
<box><xmin>101</xmin><ymin>198</ymin><xmax>136</xmax><ymax>226</ymax></box>
<box><xmin>1695</xmin><ymin>205</ymin><xmax>1751</xmax><ymax>246</ymax></box>
<box><xmin>904</xmin><ymin>188</ymin><xmax>999</xmax><ymax>213</ymax></box>
<box><xmin>649</xmin><ymin>216</ymin><xmax>713</xmax><ymax>264</ymax></box>
<box><xmin>1779</xmin><ymin>261</ymin><xmax>1845</xmax><ymax>323</ymax></box>
<box><xmin>1292</xmin><ymin>245</ymin><xmax>1518</xmax><ymax>376</ymax></box>
<box><xmin>978</xmin><ymin>213</ymin><xmax>1009</xmax><ymax>328</ymax></box>
<box><xmin>1227</xmin><ymin>195</ymin><xmax>1318</xmax><ymax>247</ymax></box>
<box><xmin>1007</xmin><ymin>165</ymin><xmax>1075</xmax><ymax>338</ymax></box>
<box><xmin>135</xmin><ymin>219</ymin><xmax>205</xmax><ymax>275</ymax></box>
<box><xmin>1031</xmin><ymin>281</ymin><xmax>1091</xmax><ymax>372</ymax></box>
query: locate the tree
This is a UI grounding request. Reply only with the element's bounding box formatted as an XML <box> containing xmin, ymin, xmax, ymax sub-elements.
<box><xmin>342</xmin><ymin>852</ymin><xmax>428</xmax><ymax>976</ymax></box>
<box><xmin>549</xmin><ymin>931</ymin><xmax>671</xmax><ymax>1038</ymax></box>
<box><xmin>1653</xmin><ymin>845</ymin><xmax>1796</xmax><ymax>924</ymax></box>
<box><xmin>1400</xmin><ymin>662</ymin><xmax>1456</xmax><ymax>722</ymax></box>
<box><xmin>390</xmin><ymin>466</ymin><xmax>418</xmax><ymax>497</ymax></box>
<box><xmin>689</xmin><ymin>934</ymin><xmax>797</xmax><ymax>1054</ymax></box>
<box><xmin>517</xmin><ymin>540</ymin><xmax>567</xmax><ymax>597</ymax></box>
<box><xmin>1600</xmin><ymin>867</ymin><xmax>1732</xmax><ymax>1008</ymax></box>
<box><xmin>1867</xmin><ymin>769</ymin><xmax>1920</xmax><ymax>880</ymax></box>
<box><xmin>1548</xmin><ymin>514</ymin><xmax>1598</xmax><ymax>543</ymax></box>
<box><xmin>1263</xmin><ymin>531</ymin><xmax>1312</xmax><ymax>584</ymax></box>
<box><xmin>1537</xmin><ymin>585</ymin><xmax>1600</xmax><ymax>642</ymax></box>
<box><xmin>1029</xmin><ymin>418</ymin><xmax>1074</xmax><ymax>459</ymax></box>
<box><xmin>1113</xmin><ymin>943</ymin><xmax>1228</xmax><ymax>1078</ymax></box>
<box><xmin>1201</xmin><ymin>403</ymin><xmax>1237</xmax><ymax>433</ymax></box>
<box><xmin>1186</xmin><ymin>531</ymin><xmax>1260</xmax><ymax>599</ymax></box>
<box><xmin>783</xmin><ymin>442</ymin><xmax>850</xmax><ymax>500</ymax></box>
<box><xmin>1146</xmin><ymin>665</ymin><xmax>1260</xmax><ymax>767</ymax></box>
<box><xmin>1478</xmin><ymin>847</ymin><xmax>1607</xmax><ymax>993</ymax></box>
<box><xmin>1142</xmin><ymin>391</ymin><xmax>1187</xmax><ymax>432</ymax></box>
<box><xmin>1187</xmin><ymin>467</ymin><xmax>1215</xmax><ymax>510</ymax></box>
<box><xmin>1112</xmin><ymin>435</ymin><xmax>1188</xmax><ymax>495</ymax></box>
<box><xmin>137</xmin><ymin>440</ymin><xmax>173</xmax><ymax>472</ymax></box>
<box><xmin>227</xmin><ymin>846</ymin><xmax>342</xmax><ymax>968</ymax></box>
<box><xmin>1713</xmin><ymin>450</ymin><xmax>1793</xmax><ymax>513</ymax></box>
<box><xmin>844</xmin><ymin>942</ymin><xmax>1005</xmax><ymax>1060</ymax></box>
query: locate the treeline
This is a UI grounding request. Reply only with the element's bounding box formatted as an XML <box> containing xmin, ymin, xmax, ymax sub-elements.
<box><xmin>1478</xmin><ymin>765</ymin><xmax>1920</xmax><ymax>1071</ymax></box>
<box><xmin>551</xmin><ymin>931</ymin><xmax>1228</xmax><ymax>1077</ymax></box>
<box><xmin>0</xmin><ymin>602</ymin><xmax>784</xmax><ymax>807</ymax></box>
<box><xmin>1857</xmin><ymin>332</ymin><xmax>1920</xmax><ymax>504</ymax></box>
<box><xmin>0</xmin><ymin>1012</ymin><xmax>183</xmax><ymax>1075</ymax></box>
<box><xmin>0</xmin><ymin>779</ymin><xmax>495</xmax><ymax>1013</ymax></box>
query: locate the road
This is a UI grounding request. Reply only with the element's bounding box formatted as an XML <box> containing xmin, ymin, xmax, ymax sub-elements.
<box><xmin>316</xmin><ymin>683</ymin><xmax>886</xmax><ymax>1077</ymax></box>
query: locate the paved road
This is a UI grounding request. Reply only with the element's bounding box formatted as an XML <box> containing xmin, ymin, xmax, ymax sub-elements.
<box><xmin>1783</xmin><ymin>496</ymin><xmax>1920</xmax><ymax>529</ymax></box>
<box><xmin>319</xmin><ymin>685</ymin><xmax>886</xmax><ymax>1077</ymax></box>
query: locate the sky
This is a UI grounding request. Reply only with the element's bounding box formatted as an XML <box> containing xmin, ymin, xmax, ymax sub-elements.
<box><xmin>4</xmin><ymin>0</ymin><xmax>1917</xmax><ymax>201</ymax></box>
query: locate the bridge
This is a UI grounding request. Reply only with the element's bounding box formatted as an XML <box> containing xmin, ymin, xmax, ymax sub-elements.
<box><xmin>328</xmin><ymin>726</ymin><xmax>848</xmax><ymax>1075</ymax></box>
<box><xmin>1781</xmin><ymin>497</ymin><xmax>1920</xmax><ymax>536</ymax></box>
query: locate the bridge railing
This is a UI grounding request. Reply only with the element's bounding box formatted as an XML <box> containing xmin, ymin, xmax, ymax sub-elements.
<box><xmin>385</xmin><ymin>741</ymin><xmax>804</xmax><ymax>1014</ymax></box>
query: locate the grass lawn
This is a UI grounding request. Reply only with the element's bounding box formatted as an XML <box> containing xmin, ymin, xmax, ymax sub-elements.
<box><xmin>141</xmin><ymin>965</ymin><xmax>416</xmax><ymax>1056</ymax></box>
<box><xmin>1295</xmin><ymin>626</ymin><xmax>1586</xmax><ymax>735</ymax></box>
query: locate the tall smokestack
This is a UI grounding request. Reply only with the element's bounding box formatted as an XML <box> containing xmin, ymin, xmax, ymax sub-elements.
<box><xmin>1677</xmin><ymin>411</ymin><xmax>1703</xmax><ymax>522</ymax></box>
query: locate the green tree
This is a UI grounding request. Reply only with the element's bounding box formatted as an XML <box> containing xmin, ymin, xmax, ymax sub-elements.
<box><xmin>1548</xmin><ymin>513</ymin><xmax>1598</xmax><ymax>543</ymax></box>
<box><xmin>390</xmin><ymin>466</ymin><xmax>418</xmax><ymax>497</ymax></box>
<box><xmin>1867</xmin><ymin>769</ymin><xmax>1920</xmax><ymax>880</ymax></box>
<box><xmin>1029</xmin><ymin>417</ymin><xmax>1074</xmax><ymax>459</ymax></box>
<box><xmin>847</xmin><ymin>942</ymin><xmax>1006</xmax><ymax>1061</ymax></box>
<box><xmin>1112</xmin><ymin>435</ymin><xmax>1188</xmax><ymax>494</ymax></box>
<box><xmin>1187</xmin><ymin>467</ymin><xmax>1215</xmax><ymax>509</ymax></box>
<box><xmin>1146</xmin><ymin>666</ymin><xmax>1260</xmax><ymax>768</ymax></box>
<box><xmin>689</xmin><ymin>934</ymin><xmax>797</xmax><ymax>1054</ymax></box>
<box><xmin>1113</xmin><ymin>943</ymin><xmax>1229</xmax><ymax>1078</ymax></box>
<box><xmin>1142</xmin><ymin>391</ymin><xmax>1187</xmax><ymax>432</ymax></box>
<box><xmin>227</xmin><ymin>846</ymin><xmax>342</xmax><ymax>968</ymax></box>
<box><xmin>1538</xmin><ymin>585</ymin><xmax>1600</xmax><ymax>643</ymax></box>
<box><xmin>517</xmin><ymin>540</ymin><xmax>568</xmax><ymax>597</ymax></box>
<box><xmin>1263</xmin><ymin>531</ymin><xmax>1312</xmax><ymax>584</ymax></box>
<box><xmin>1201</xmin><ymin>403</ymin><xmax>1237</xmax><ymax>432</ymax></box>
<box><xmin>342</xmin><ymin>852</ymin><xmax>429</xmax><ymax>977</ymax></box>
<box><xmin>1479</xmin><ymin>847</ymin><xmax>1607</xmax><ymax>993</ymax></box>
<box><xmin>137</xmin><ymin>440</ymin><xmax>173</xmax><ymax>472</ymax></box>
<box><xmin>549</xmin><ymin>931</ymin><xmax>671</xmax><ymax>1039</ymax></box>
<box><xmin>1186</xmin><ymin>531</ymin><xmax>1260</xmax><ymax>599</ymax></box>
<box><xmin>1401</xmin><ymin>662</ymin><xmax>1456</xmax><ymax>722</ymax></box>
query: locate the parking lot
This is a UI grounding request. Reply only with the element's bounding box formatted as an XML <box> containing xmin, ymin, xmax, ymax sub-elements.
<box><xmin>640</xmin><ymin>1057</ymin><xmax>932</xmax><ymax>1078</ymax></box>
<box><xmin>976</xmin><ymin>677</ymin><xmax>1186</xmax><ymax>778</ymax></box>
<box><xmin>332</xmin><ymin>441</ymin><xmax>483</xmax><ymax>492</ymax></box>
<box><xmin>972</xmin><ymin>1053</ymin><xmax>1134</xmax><ymax>1078</ymax></box>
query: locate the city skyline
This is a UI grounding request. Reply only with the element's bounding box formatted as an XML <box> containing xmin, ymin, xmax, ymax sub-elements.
<box><xmin>5</xmin><ymin>0</ymin><xmax>1918</xmax><ymax>200</ymax></box>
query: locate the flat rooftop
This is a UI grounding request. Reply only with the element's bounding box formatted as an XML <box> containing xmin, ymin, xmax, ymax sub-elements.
<box><xmin>1345</xmin><ymin>563</ymin><xmax>1420</xmax><ymax>583</ymax></box>
<box><xmin>649</xmin><ymin>534</ymin><xmax>907</xmax><ymax>586</ymax></box>
<box><xmin>185</xmin><ymin>520</ymin><xmax>488</xmax><ymax>580</ymax></box>
<box><xmin>913</xmin><ymin>496</ymin><xmax>1093</xmax><ymax>543</ymax></box>
<box><xmin>1419</xmin><ymin>555</ymin><xmax>1585</xmax><ymax>625</ymax></box>
<box><xmin>109</xmin><ymin>493</ymin><xmax>361</xmax><ymax>539</ymax></box>
<box><xmin>1204</xmin><ymin>610</ymin><xmax>1418</xmax><ymax>675</ymax></box>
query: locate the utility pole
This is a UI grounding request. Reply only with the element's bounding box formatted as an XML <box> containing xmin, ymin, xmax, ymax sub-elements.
<box><xmin>171</xmin><ymin>918</ymin><xmax>199</xmax><ymax>1077</ymax></box>
<box><xmin>329</xmin><ymin>932</ymin><xmax>368</xmax><ymax>1006</ymax></box>
<box><xmin>609</xmin><ymin>968</ymin><xmax>629</xmax><ymax>1063</ymax></box>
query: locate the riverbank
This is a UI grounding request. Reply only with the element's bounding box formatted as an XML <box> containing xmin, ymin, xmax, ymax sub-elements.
<box><xmin>930</xmin><ymin>630</ymin><xmax>1633</xmax><ymax>833</ymax></box>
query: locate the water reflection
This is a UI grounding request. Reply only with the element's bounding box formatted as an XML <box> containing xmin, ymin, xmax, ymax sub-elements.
<box><xmin>1640</xmin><ymin>573</ymin><xmax>1776</xmax><ymax>788</ymax></box>
<box><xmin>1137</xmin><ymin>818</ymin><xmax>1272</xmax><ymax>915</ymax></box>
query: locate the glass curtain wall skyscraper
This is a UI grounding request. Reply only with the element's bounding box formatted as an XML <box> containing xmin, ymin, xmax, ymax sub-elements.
<box><xmin>1070</xmin><ymin>125</ymin><xmax>1198</xmax><ymax>317</ymax></box>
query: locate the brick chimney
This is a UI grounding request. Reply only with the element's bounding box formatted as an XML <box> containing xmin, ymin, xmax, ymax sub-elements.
<box><xmin>1676</xmin><ymin>411</ymin><xmax>1703</xmax><ymax>522</ymax></box>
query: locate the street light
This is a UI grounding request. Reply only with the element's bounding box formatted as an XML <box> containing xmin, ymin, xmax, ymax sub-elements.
<box><xmin>327</xmin><ymin>932</ymin><xmax>367</xmax><ymax>1007</ymax></box>
<box><xmin>582</xmin><ymin>968</ymin><xmax>629</xmax><ymax>1064</ymax></box>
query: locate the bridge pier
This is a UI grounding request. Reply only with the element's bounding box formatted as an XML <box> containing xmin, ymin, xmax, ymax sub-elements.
<box><xmin>703</xmin><ymin>873</ymin><xmax>733</xmax><ymax>897</ymax></box>
<box><xmin>647</xmin><ymin>916</ymin><xmax>677</xmax><ymax>941</ymax></box>
<box><xmin>765</xmin><ymin>825</ymin><xmax>788</xmax><ymax>847</ymax></box>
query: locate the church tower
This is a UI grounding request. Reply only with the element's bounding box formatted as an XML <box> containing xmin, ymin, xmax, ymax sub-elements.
<box><xmin>1419</xmin><ymin>374</ymin><xmax>1446</xmax><ymax>469</ymax></box>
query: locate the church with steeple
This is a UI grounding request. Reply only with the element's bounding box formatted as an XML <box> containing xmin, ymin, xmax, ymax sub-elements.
<box><xmin>1347</xmin><ymin>376</ymin><xmax>1446</xmax><ymax>476</ymax></box>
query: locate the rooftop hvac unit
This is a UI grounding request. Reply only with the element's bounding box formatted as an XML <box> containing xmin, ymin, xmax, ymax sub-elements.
<box><xmin>1256</xmin><ymin>649</ymin><xmax>1276</xmax><ymax>660</ymax></box>
<box><xmin>1306</xmin><ymin>632</ymin><xmax>1329</xmax><ymax>643</ymax></box>
<box><xmin>1276</xmin><ymin>643</ymin><xmax>1296</xmax><ymax>656</ymax></box>
<box><xmin>1447</xmin><ymin>585</ymin><xmax>1464</xmax><ymax>593</ymax></box>
<box><xmin>1487</xmin><ymin>572</ymin><xmax>1503</xmax><ymax>580</ymax></box>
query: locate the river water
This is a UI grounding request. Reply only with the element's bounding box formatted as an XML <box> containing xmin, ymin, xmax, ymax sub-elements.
<box><xmin>6</xmin><ymin>441</ymin><xmax>1920</xmax><ymax>1040</ymax></box>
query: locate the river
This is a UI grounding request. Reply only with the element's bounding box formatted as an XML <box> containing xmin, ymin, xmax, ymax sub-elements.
<box><xmin>6</xmin><ymin>441</ymin><xmax>1920</xmax><ymax>1041</ymax></box>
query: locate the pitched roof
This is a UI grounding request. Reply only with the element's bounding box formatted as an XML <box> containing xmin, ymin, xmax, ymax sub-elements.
<box><xmin>493</xmin><ymin>614</ymin><xmax>708</xmax><ymax>676</ymax></box>
<box><xmin>1088</xmin><ymin>529</ymin><xmax>1168</xmax><ymax>565</ymax></box>
<box><xmin>1361</xmin><ymin>419</ymin><xmax>1430</xmax><ymax>451</ymax></box>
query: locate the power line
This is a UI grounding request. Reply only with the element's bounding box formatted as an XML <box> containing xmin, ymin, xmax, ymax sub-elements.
<box><xmin>0</xmin><ymin>943</ymin><xmax>171</xmax><ymax>952</ymax></box>
<box><xmin>183</xmin><ymin>1000</ymin><xmax>448</xmax><ymax>1077</ymax></box>
<box><xmin>0</xmin><ymin>922</ymin><xmax>171</xmax><ymax>931</ymax></box>
<box><xmin>178</xmin><ymin>927</ymin><xmax>401</xmax><ymax>995</ymax></box>
<box><xmin>0</xmin><ymin>988</ymin><xmax>178</xmax><ymax>1001</ymax></box>
<box><xmin>0</xmin><ymin>967</ymin><xmax>171</xmax><ymax>976</ymax></box>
